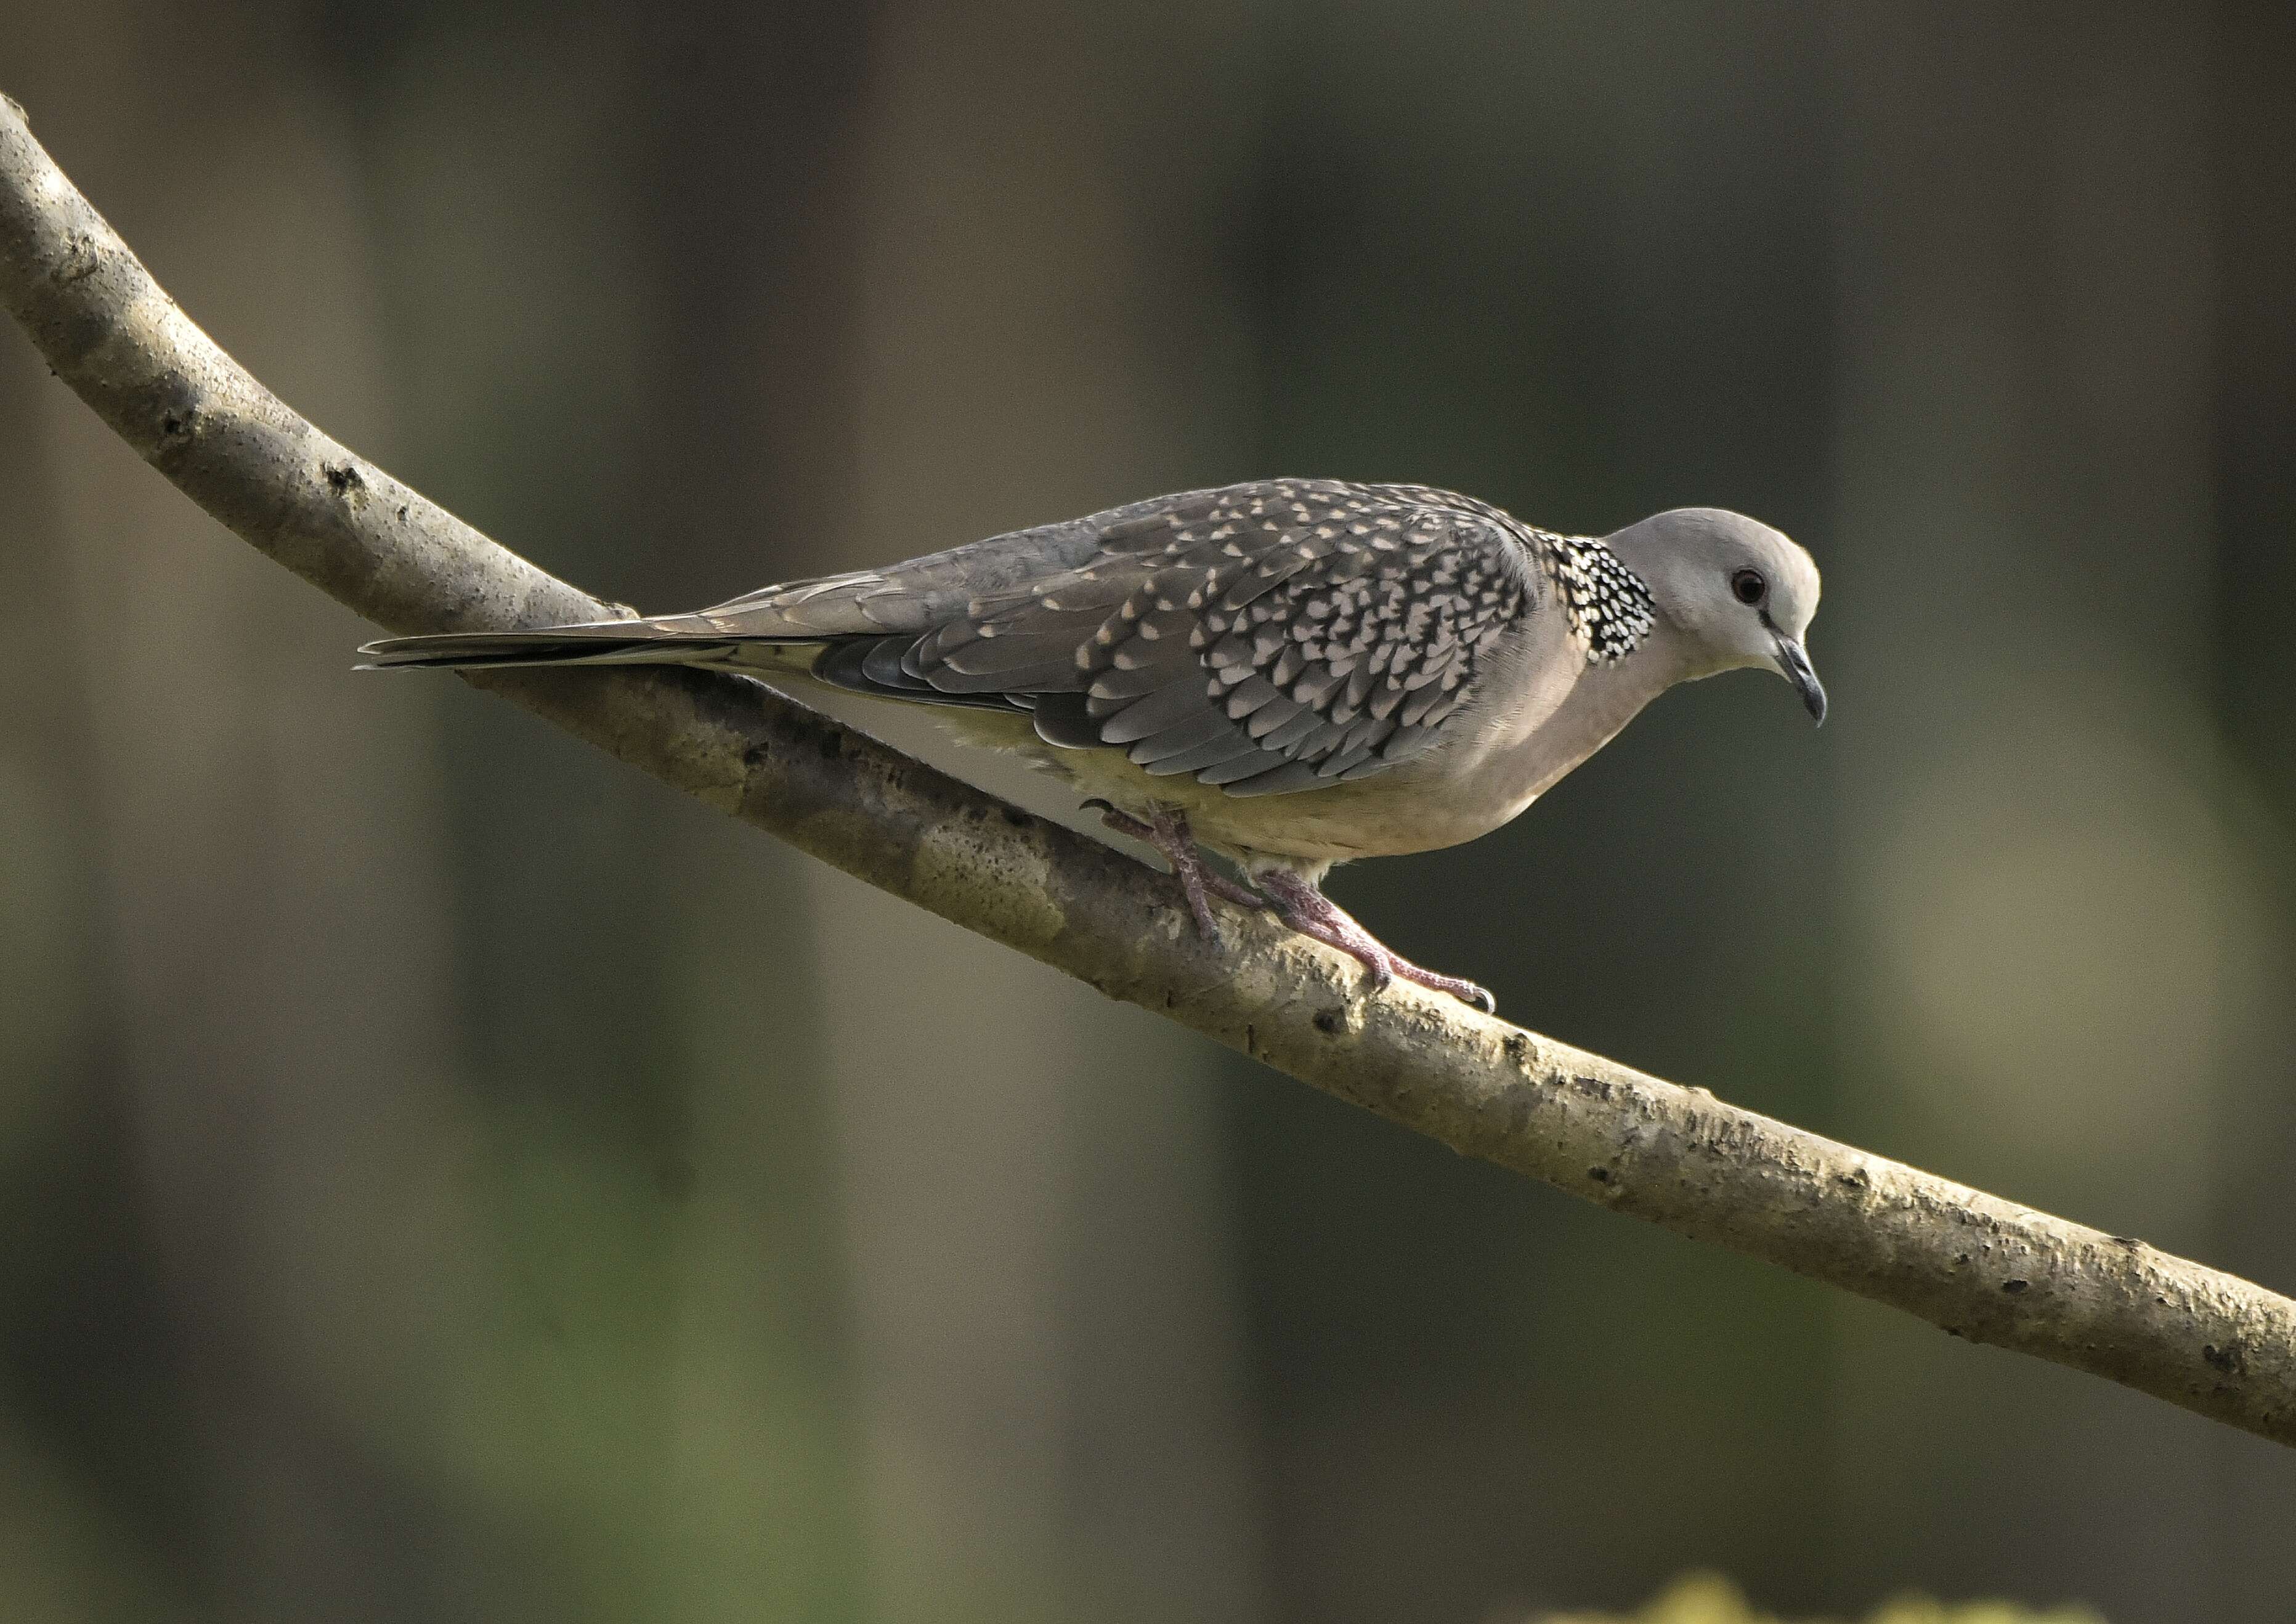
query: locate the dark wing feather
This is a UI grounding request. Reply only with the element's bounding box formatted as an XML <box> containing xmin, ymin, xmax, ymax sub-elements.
<box><xmin>859</xmin><ymin>479</ymin><xmax>1548</xmax><ymax>797</ymax></box>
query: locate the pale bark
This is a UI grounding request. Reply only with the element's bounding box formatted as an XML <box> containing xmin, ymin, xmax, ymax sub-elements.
<box><xmin>5</xmin><ymin>94</ymin><xmax>2292</xmax><ymax>1448</ymax></box>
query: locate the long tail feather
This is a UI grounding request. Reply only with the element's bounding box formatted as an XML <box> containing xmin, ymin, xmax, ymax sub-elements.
<box><xmin>357</xmin><ymin>624</ymin><xmax>746</xmax><ymax>671</ymax></box>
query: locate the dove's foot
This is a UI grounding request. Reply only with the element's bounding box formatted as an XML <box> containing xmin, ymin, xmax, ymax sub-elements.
<box><xmin>1249</xmin><ymin>869</ymin><xmax>1495</xmax><ymax>1013</ymax></box>
<box><xmin>1084</xmin><ymin>800</ymin><xmax>1267</xmax><ymax>944</ymax></box>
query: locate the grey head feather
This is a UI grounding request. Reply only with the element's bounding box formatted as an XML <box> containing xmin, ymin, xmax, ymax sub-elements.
<box><xmin>1601</xmin><ymin>506</ymin><xmax>1824</xmax><ymax>712</ymax></box>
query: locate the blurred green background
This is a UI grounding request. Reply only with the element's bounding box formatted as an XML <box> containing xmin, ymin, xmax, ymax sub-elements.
<box><xmin>2</xmin><ymin>2</ymin><xmax>2293</xmax><ymax>1620</ymax></box>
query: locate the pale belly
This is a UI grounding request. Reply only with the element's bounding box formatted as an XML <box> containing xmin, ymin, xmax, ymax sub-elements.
<box><xmin>925</xmin><ymin>707</ymin><xmax>1548</xmax><ymax>875</ymax></box>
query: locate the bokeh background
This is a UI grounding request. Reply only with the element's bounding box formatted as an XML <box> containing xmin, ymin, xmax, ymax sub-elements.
<box><xmin>2</xmin><ymin>2</ymin><xmax>2293</xmax><ymax>1620</ymax></box>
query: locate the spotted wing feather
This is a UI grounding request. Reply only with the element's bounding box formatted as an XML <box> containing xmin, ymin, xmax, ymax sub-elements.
<box><xmin>874</xmin><ymin>481</ymin><xmax>1546</xmax><ymax>797</ymax></box>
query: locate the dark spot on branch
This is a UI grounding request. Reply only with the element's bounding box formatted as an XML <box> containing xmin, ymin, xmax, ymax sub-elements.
<box><xmin>1588</xmin><ymin>1166</ymin><xmax>1612</xmax><ymax>1184</ymax></box>
<box><xmin>2205</xmin><ymin>1342</ymin><xmax>2245</xmax><ymax>1375</ymax></box>
<box><xmin>2002</xmin><ymin>1278</ymin><xmax>2029</xmax><ymax>1294</ymax></box>
<box><xmin>147</xmin><ymin>371</ymin><xmax>201</xmax><ymax>448</ymax></box>
<box><xmin>1244</xmin><ymin>1023</ymin><xmax>1256</xmax><ymax>1057</ymax></box>
<box><xmin>1313</xmin><ymin>1009</ymin><xmax>1342</xmax><ymax>1035</ymax></box>
<box><xmin>819</xmin><ymin>729</ymin><xmax>841</xmax><ymax>761</ymax></box>
<box><xmin>742</xmin><ymin>741</ymin><xmax>770</xmax><ymax>771</ymax></box>
<box><xmin>54</xmin><ymin>230</ymin><xmax>98</xmax><ymax>285</ymax></box>
<box><xmin>1501</xmin><ymin>1031</ymin><xmax>1528</xmax><ymax>1063</ymax></box>
<box><xmin>1003</xmin><ymin>806</ymin><xmax>1030</xmax><ymax>827</ymax></box>
<box><xmin>323</xmin><ymin>462</ymin><xmax>362</xmax><ymax>496</ymax></box>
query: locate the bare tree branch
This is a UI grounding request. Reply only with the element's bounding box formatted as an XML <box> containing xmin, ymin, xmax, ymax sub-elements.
<box><xmin>6</xmin><ymin>94</ymin><xmax>2291</xmax><ymax>1447</ymax></box>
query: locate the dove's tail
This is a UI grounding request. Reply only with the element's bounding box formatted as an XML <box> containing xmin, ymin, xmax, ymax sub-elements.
<box><xmin>357</xmin><ymin>620</ymin><xmax>814</xmax><ymax>674</ymax></box>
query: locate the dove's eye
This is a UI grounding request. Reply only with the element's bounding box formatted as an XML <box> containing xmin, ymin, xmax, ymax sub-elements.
<box><xmin>1730</xmin><ymin>568</ymin><xmax>1767</xmax><ymax>606</ymax></box>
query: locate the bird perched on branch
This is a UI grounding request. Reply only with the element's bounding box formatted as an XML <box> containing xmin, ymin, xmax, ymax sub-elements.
<box><xmin>363</xmin><ymin>481</ymin><xmax>1823</xmax><ymax>1012</ymax></box>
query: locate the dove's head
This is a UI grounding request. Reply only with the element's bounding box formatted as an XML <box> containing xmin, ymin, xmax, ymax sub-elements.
<box><xmin>1606</xmin><ymin>507</ymin><xmax>1825</xmax><ymax>723</ymax></box>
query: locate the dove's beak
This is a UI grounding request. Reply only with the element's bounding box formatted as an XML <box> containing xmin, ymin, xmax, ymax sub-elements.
<box><xmin>1773</xmin><ymin>636</ymin><xmax>1827</xmax><ymax>726</ymax></box>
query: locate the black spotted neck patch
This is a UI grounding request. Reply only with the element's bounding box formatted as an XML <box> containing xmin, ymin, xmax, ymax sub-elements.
<box><xmin>1536</xmin><ymin>532</ymin><xmax>1655</xmax><ymax>664</ymax></box>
